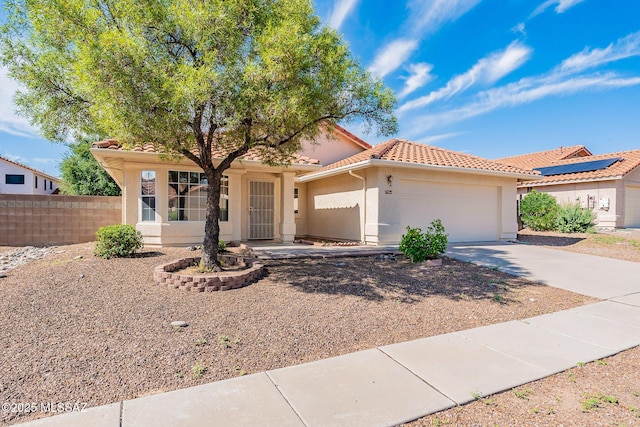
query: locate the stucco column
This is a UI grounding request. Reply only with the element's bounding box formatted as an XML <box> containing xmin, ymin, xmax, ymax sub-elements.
<box><xmin>280</xmin><ymin>171</ymin><xmax>296</xmax><ymax>243</ymax></box>
<box><xmin>224</xmin><ymin>169</ymin><xmax>246</xmax><ymax>242</ymax></box>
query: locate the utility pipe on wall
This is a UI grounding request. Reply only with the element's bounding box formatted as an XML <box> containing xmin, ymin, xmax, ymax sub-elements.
<box><xmin>348</xmin><ymin>170</ymin><xmax>366</xmax><ymax>243</ymax></box>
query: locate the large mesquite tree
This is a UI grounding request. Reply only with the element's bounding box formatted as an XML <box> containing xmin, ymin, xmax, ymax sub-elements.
<box><xmin>1</xmin><ymin>0</ymin><xmax>397</xmax><ymax>269</ymax></box>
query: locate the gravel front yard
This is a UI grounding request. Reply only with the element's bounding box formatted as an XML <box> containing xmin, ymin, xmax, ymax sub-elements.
<box><xmin>518</xmin><ymin>228</ymin><xmax>640</xmax><ymax>262</ymax></box>
<box><xmin>0</xmin><ymin>243</ymin><xmax>593</xmax><ymax>425</ymax></box>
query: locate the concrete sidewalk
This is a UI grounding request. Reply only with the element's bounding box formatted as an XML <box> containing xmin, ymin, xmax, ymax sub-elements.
<box><xmin>18</xmin><ymin>244</ymin><xmax>640</xmax><ymax>427</ymax></box>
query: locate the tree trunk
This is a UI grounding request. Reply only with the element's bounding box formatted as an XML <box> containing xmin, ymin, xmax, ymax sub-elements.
<box><xmin>202</xmin><ymin>169</ymin><xmax>223</xmax><ymax>271</ymax></box>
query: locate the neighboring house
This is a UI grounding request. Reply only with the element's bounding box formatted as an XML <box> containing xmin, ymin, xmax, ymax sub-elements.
<box><xmin>0</xmin><ymin>155</ymin><xmax>60</xmax><ymax>195</ymax></box>
<box><xmin>495</xmin><ymin>147</ymin><xmax>640</xmax><ymax>228</ymax></box>
<box><xmin>91</xmin><ymin>127</ymin><xmax>537</xmax><ymax>246</ymax></box>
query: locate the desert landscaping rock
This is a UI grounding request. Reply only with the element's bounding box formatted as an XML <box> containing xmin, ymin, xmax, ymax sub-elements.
<box><xmin>0</xmin><ymin>246</ymin><xmax>56</xmax><ymax>274</ymax></box>
<box><xmin>171</xmin><ymin>321</ymin><xmax>188</xmax><ymax>327</ymax></box>
<box><xmin>0</xmin><ymin>243</ymin><xmax>596</xmax><ymax>425</ymax></box>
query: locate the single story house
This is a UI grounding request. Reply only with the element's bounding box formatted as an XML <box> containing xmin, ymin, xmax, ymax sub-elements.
<box><xmin>0</xmin><ymin>155</ymin><xmax>60</xmax><ymax>195</ymax></box>
<box><xmin>91</xmin><ymin>127</ymin><xmax>537</xmax><ymax>246</ymax></box>
<box><xmin>495</xmin><ymin>146</ymin><xmax>640</xmax><ymax>228</ymax></box>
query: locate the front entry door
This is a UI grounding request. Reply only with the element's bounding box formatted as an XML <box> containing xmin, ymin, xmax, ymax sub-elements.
<box><xmin>249</xmin><ymin>181</ymin><xmax>275</xmax><ymax>239</ymax></box>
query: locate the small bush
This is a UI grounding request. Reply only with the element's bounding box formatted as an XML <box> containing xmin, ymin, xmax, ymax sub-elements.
<box><xmin>399</xmin><ymin>219</ymin><xmax>448</xmax><ymax>262</ymax></box>
<box><xmin>94</xmin><ymin>224</ymin><xmax>143</xmax><ymax>259</ymax></box>
<box><xmin>555</xmin><ymin>203</ymin><xmax>597</xmax><ymax>233</ymax></box>
<box><xmin>218</xmin><ymin>239</ymin><xmax>227</xmax><ymax>252</ymax></box>
<box><xmin>520</xmin><ymin>190</ymin><xmax>558</xmax><ymax>231</ymax></box>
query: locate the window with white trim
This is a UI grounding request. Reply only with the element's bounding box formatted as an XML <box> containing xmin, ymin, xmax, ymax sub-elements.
<box><xmin>293</xmin><ymin>187</ymin><xmax>299</xmax><ymax>214</ymax></box>
<box><xmin>168</xmin><ymin>171</ymin><xmax>228</xmax><ymax>222</ymax></box>
<box><xmin>141</xmin><ymin>171</ymin><xmax>156</xmax><ymax>221</ymax></box>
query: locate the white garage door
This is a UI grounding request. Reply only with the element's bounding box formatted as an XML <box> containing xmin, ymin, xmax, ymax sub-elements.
<box><xmin>399</xmin><ymin>180</ymin><xmax>499</xmax><ymax>242</ymax></box>
<box><xmin>624</xmin><ymin>186</ymin><xmax>640</xmax><ymax>228</ymax></box>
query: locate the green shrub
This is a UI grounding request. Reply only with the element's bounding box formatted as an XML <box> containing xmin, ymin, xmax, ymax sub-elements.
<box><xmin>519</xmin><ymin>190</ymin><xmax>558</xmax><ymax>231</ymax></box>
<box><xmin>555</xmin><ymin>203</ymin><xmax>597</xmax><ymax>233</ymax></box>
<box><xmin>218</xmin><ymin>239</ymin><xmax>227</xmax><ymax>252</ymax></box>
<box><xmin>94</xmin><ymin>224</ymin><xmax>143</xmax><ymax>259</ymax></box>
<box><xmin>399</xmin><ymin>219</ymin><xmax>448</xmax><ymax>262</ymax></box>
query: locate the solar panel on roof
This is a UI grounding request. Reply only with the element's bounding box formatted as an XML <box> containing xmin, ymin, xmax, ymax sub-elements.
<box><xmin>534</xmin><ymin>158</ymin><xmax>621</xmax><ymax>176</ymax></box>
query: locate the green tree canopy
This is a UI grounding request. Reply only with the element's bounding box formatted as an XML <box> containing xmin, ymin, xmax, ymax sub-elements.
<box><xmin>1</xmin><ymin>0</ymin><xmax>397</xmax><ymax>269</ymax></box>
<box><xmin>60</xmin><ymin>141</ymin><xmax>121</xmax><ymax>196</ymax></box>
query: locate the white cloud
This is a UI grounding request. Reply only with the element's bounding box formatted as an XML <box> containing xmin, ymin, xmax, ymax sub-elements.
<box><xmin>559</xmin><ymin>31</ymin><xmax>640</xmax><ymax>73</ymax></box>
<box><xmin>409</xmin><ymin>72</ymin><xmax>640</xmax><ymax>133</ymax></box>
<box><xmin>367</xmin><ymin>0</ymin><xmax>482</xmax><ymax>79</ymax></box>
<box><xmin>512</xmin><ymin>22</ymin><xmax>526</xmax><ymax>36</ymax></box>
<box><xmin>328</xmin><ymin>0</ymin><xmax>359</xmax><ymax>31</ymax></box>
<box><xmin>0</xmin><ymin>67</ymin><xmax>37</xmax><ymax>138</ymax></box>
<box><xmin>556</xmin><ymin>0</ymin><xmax>586</xmax><ymax>13</ymax></box>
<box><xmin>399</xmin><ymin>41</ymin><xmax>532</xmax><ymax>112</ymax></box>
<box><xmin>408</xmin><ymin>0</ymin><xmax>482</xmax><ymax>35</ymax></box>
<box><xmin>398</xmin><ymin>63</ymin><xmax>434</xmax><ymax>98</ymax></box>
<box><xmin>32</xmin><ymin>158</ymin><xmax>57</xmax><ymax>165</ymax></box>
<box><xmin>368</xmin><ymin>39</ymin><xmax>418</xmax><ymax>79</ymax></box>
<box><xmin>403</xmin><ymin>33</ymin><xmax>640</xmax><ymax>135</ymax></box>
<box><xmin>531</xmin><ymin>0</ymin><xmax>585</xmax><ymax>17</ymax></box>
<box><xmin>416</xmin><ymin>132</ymin><xmax>463</xmax><ymax>144</ymax></box>
<box><xmin>2</xmin><ymin>153</ymin><xmax>27</xmax><ymax>163</ymax></box>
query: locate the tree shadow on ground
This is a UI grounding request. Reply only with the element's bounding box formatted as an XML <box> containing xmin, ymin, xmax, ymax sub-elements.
<box><xmin>517</xmin><ymin>233</ymin><xmax>585</xmax><ymax>247</ymax></box>
<box><xmin>264</xmin><ymin>254</ymin><xmax>540</xmax><ymax>305</ymax></box>
<box><xmin>132</xmin><ymin>251</ymin><xmax>165</xmax><ymax>258</ymax></box>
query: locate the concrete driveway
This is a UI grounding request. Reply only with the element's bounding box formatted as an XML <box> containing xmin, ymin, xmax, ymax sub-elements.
<box><xmin>447</xmin><ymin>241</ymin><xmax>640</xmax><ymax>300</ymax></box>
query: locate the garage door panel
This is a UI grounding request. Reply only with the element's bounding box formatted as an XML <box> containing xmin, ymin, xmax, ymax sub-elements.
<box><xmin>625</xmin><ymin>186</ymin><xmax>640</xmax><ymax>228</ymax></box>
<box><xmin>399</xmin><ymin>180</ymin><xmax>498</xmax><ymax>242</ymax></box>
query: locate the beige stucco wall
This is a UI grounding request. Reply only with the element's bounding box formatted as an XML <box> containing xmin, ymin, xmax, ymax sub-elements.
<box><xmin>299</xmin><ymin>132</ymin><xmax>367</xmax><ymax>166</ymax></box>
<box><xmin>293</xmin><ymin>182</ymin><xmax>309</xmax><ymax>237</ymax></box>
<box><xmin>122</xmin><ymin>161</ymin><xmax>238</xmax><ymax>245</ymax></box>
<box><xmin>100</xmin><ymin>150</ymin><xmax>309</xmax><ymax>246</ymax></box>
<box><xmin>623</xmin><ymin>167</ymin><xmax>640</xmax><ymax>227</ymax></box>
<box><xmin>518</xmin><ymin>180</ymin><xmax>621</xmax><ymax>228</ymax></box>
<box><xmin>304</xmin><ymin>166</ymin><xmax>519</xmax><ymax>244</ymax></box>
<box><xmin>304</xmin><ymin>172</ymin><xmax>366</xmax><ymax>242</ymax></box>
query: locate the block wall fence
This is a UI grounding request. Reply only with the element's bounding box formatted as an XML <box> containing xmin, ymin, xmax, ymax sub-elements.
<box><xmin>0</xmin><ymin>194</ymin><xmax>122</xmax><ymax>246</ymax></box>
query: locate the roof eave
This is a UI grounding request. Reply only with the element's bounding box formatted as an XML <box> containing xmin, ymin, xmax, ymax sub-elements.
<box><xmin>299</xmin><ymin>158</ymin><xmax>541</xmax><ymax>182</ymax></box>
<box><xmin>518</xmin><ymin>175</ymin><xmax>623</xmax><ymax>187</ymax></box>
<box><xmin>90</xmin><ymin>147</ymin><xmax>322</xmax><ymax>171</ymax></box>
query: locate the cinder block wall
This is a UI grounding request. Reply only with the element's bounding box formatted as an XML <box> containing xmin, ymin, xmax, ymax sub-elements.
<box><xmin>0</xmin><ymin>195</ymin><xmax>122</xmax><ymax>246</ymax></box>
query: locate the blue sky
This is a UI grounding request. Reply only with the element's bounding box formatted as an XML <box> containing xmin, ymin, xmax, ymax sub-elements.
<box><xmin>1</xmin><ymin>0</ymin><xmax>640</xmax><ymax>177</ymax></box>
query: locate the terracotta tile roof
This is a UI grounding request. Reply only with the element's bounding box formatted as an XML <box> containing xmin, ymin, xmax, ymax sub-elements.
<box><xmin>0</xmin><ymin>155</ymin><xmax>60</xmax><ymax>182</ymax></box>
<box><xmin>494</xmin><ymin>145</ymin><xmax>592</xmax><ymax>170</ymax></box>
<box><xmin>314</xmin><ymin>139</ymin><xmax>539</xmax><ymax>175</ymax></box>
<box><xmin>521</xmin><ymin>149</ymin><xmax>640</xmax><ymax>186</ymax></box>
<box><xmin>91</xmin><ymin>139</ymin><xmax>320</xmax><ymax>165</ymax></box>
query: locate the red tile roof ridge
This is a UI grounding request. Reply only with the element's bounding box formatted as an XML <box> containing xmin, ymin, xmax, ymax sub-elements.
<box><xmin>370</xmin><ymin>138</ymin><xmax>401</xmax><ymax>159</ymax></box>
<box><xmin>547</xmin><ymin>148</ymin><xmax>640</xmax><ymax>165</ymax></box>
<box><xmin>311</xmin><ymin>138</ymin><xmax>539</xmax><ymax>176</ymax></box>
<box><xmin>495</xmin><ymin>145</ymin><xmax>592</xmax><ymax>170</ymax></box>
<box><xmin>503</xmin><ymin>145</ymin><xmax>588</xmax><ymax>158</ymax></box>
